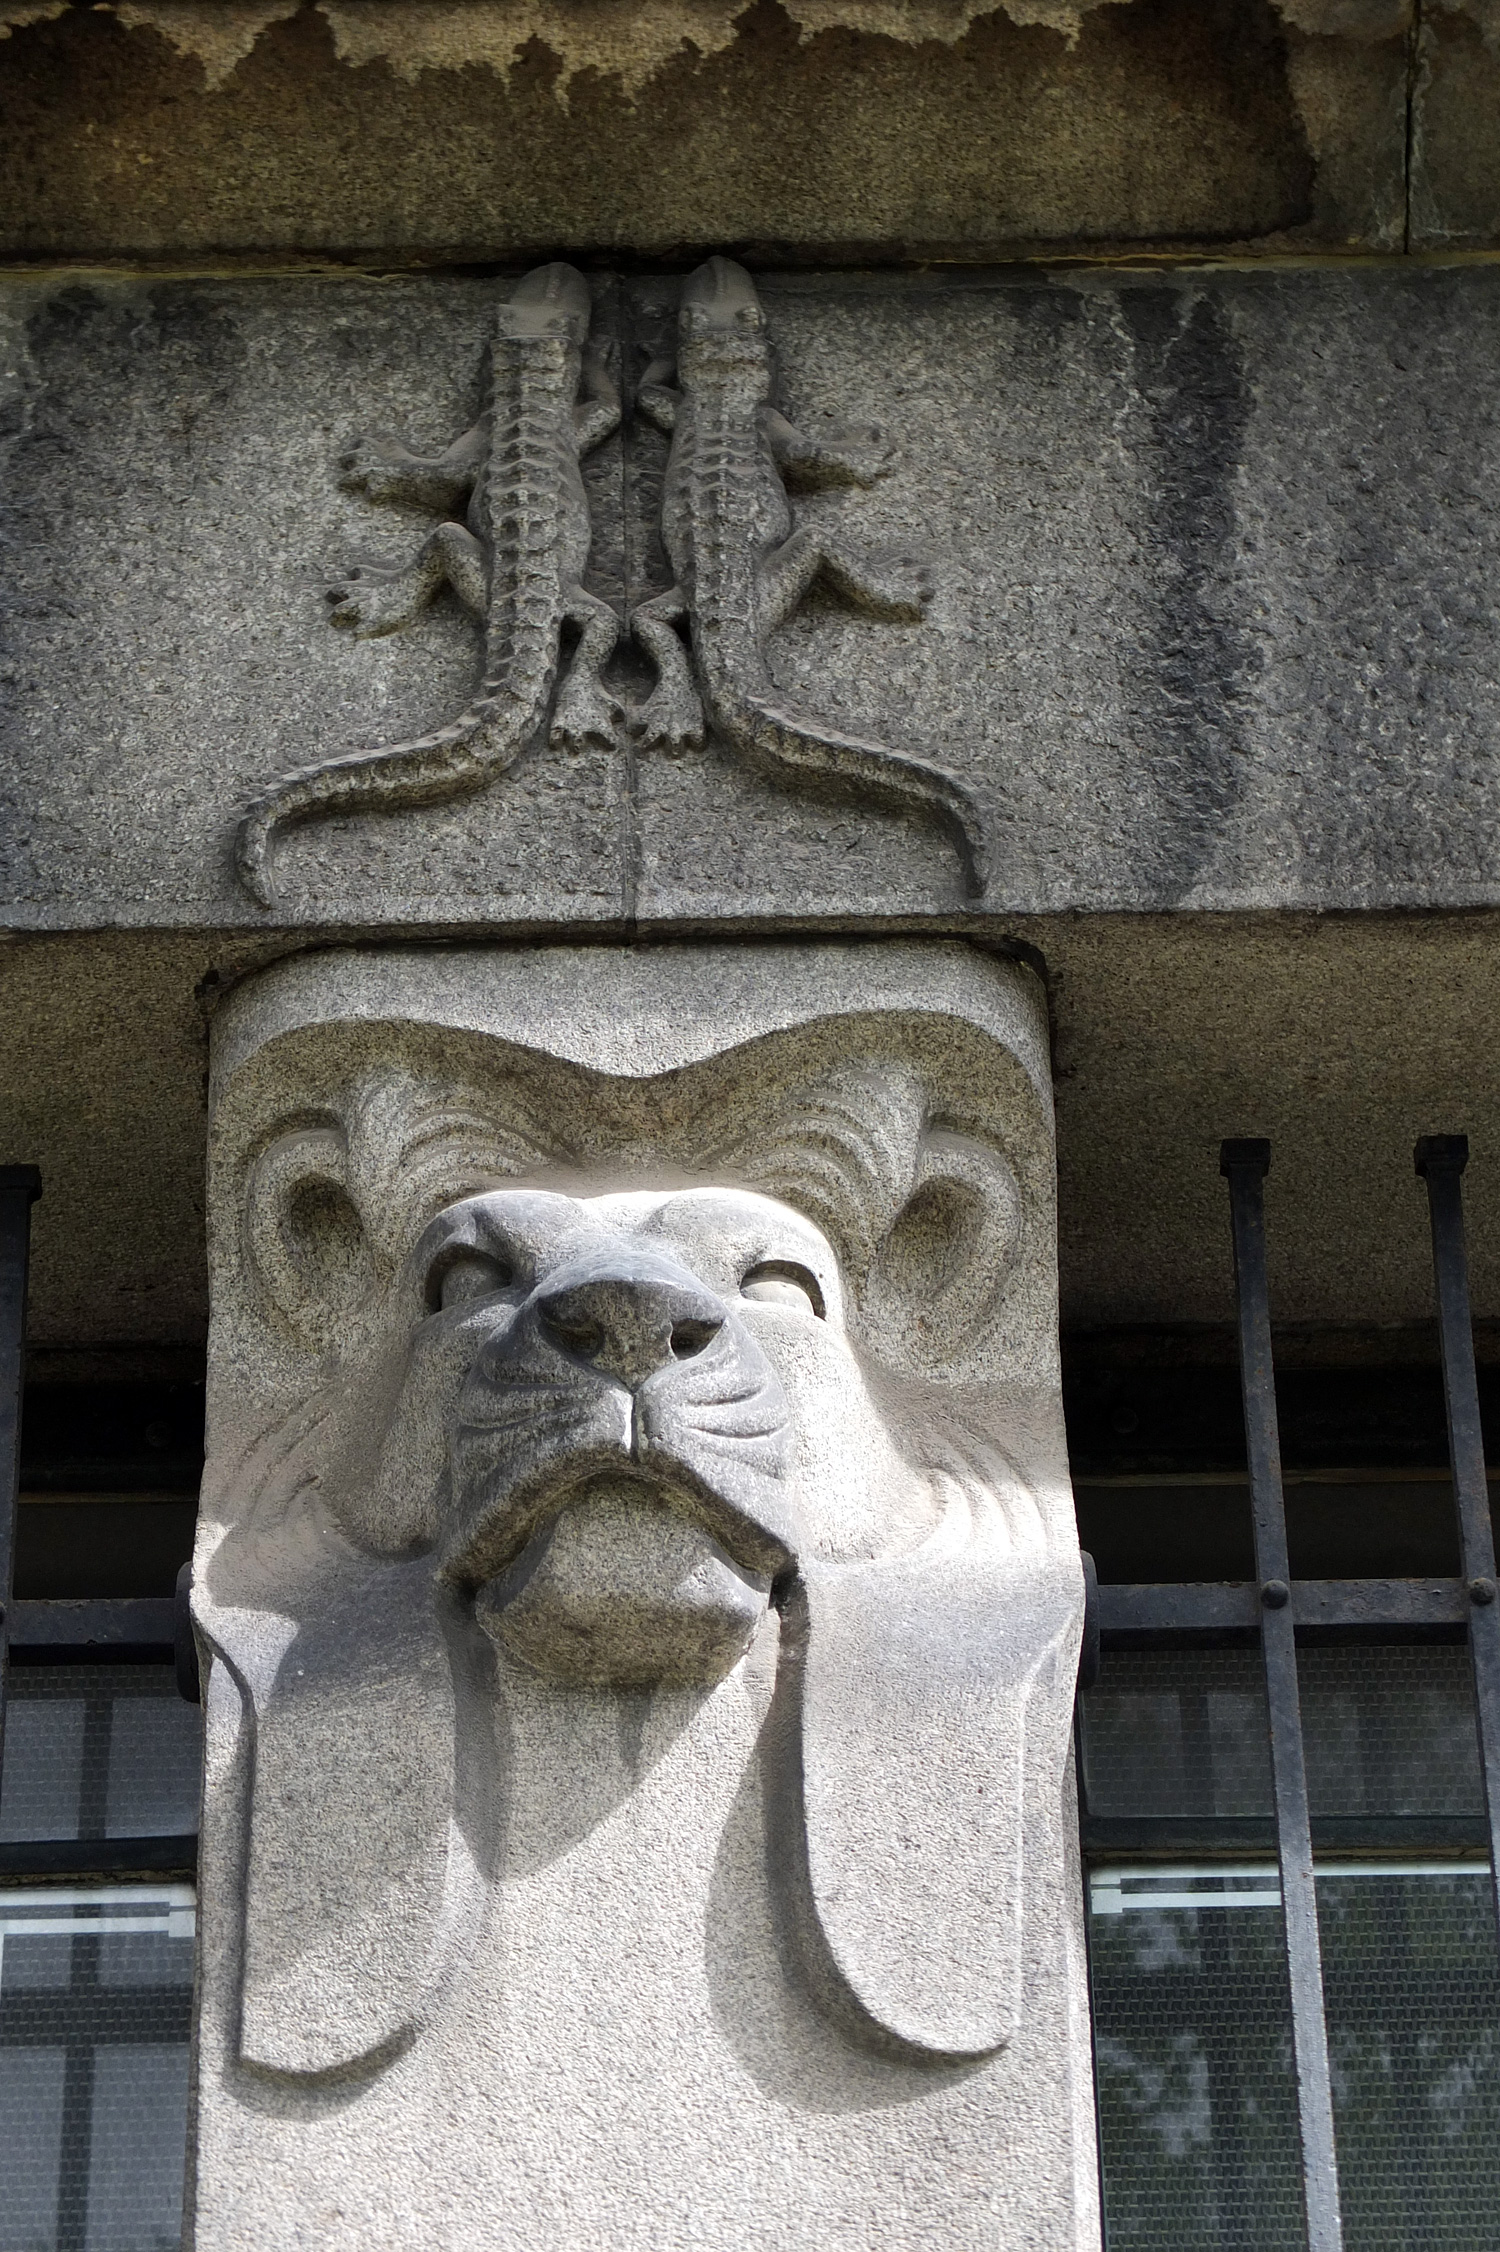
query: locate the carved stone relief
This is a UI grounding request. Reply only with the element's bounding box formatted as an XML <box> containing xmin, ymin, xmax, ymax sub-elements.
<box><xmin>233</xmin><ymin>260</ymin><xmax>983</xmax><ymax>908</ymax></box>
<box><xmin>191</xmin><ymin>942</ymin><xmax>1096</xmax><ymax>2250</ymax></box>
<box><xmin>628</xmin><ymin>258</ymin><xmax>985</xmax><ymax>895</ymax></box>
<box><xmin>235</xmin><ymin>262</ymin><xmax>624</xmax><ymax>906</ymax></box>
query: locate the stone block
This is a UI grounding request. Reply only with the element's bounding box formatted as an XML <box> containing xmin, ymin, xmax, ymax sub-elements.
<box><xmin>189</xmin><ymin>938</ymin><xmax>1096</xmax><ymax>2250</ymax></box>
<box><xmin>5</xmin><ymin>263</ymin><xmax>1500</xmax><ymax>928</ymax></box>
<box><xmin>0</xmin><ymin>0</ymin><xmax>1407</xmax><ymax>262</ymax></box>
<box><xmin>1411</xmin><ymin>1</ymin><xmax>1500</xmax><ymax>247</ymax></box>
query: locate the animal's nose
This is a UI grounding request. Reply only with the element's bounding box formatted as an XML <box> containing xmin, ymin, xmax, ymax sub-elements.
<box><xmin>535</xmin><ymin>1265</ymin><xmax>725</xmax><ymax>1389</ymax></box>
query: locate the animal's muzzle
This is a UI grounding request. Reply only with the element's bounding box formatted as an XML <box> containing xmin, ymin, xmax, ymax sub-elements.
<box><xmin>445</xmin><ymin>1238</ymin><xmax>798</xmax><ymax>1589</ymax></box>
<box><xmin>533</xmin><ymin>1261</ymin><xmax>726</xmax><ymax>1390</ymax></box>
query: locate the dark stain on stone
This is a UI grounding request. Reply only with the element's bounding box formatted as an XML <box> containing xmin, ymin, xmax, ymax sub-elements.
<box><xmin>0</xmin><ymin>0</ymin><xmax>1319</xmax><ymax>260</ymax></box>
<box><xmin>1120</xmin><ymin>288</ymin><xmax>1259</xmax><ymax>899</ymax></box>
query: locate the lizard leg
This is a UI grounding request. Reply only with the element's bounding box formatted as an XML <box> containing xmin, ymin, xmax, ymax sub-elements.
<box><xmin>551</xmin><ymin>590</ymin><xmax>626</xmax><ymax>754</ymax></box>
<box><xmin>630</xmin><ymin>586</ymin><xmax>705</xmax><ymax>753</ymax></box>
<box><xmin>635</xmin><ymin>362</ymin><xmax>680</xmax><ymax>436</ymax></box>
<box><xmin>757</xmin><ymin>527</ymin><xmax>932</xmax><ymax>634</ymax></box>
<box><xmin>572</xmin><ymin>342</ymin><xmax>623</xmax><ymax>455</ymax></box>
<box><xmin>763</xmin><ymin>409</ymin><xmax>895</xmax><ymax>491</ymax></box>
<box><xmin>814</xmin><ymin>530</ymin><xmax>935</xmax><ymax>622</ymax></box>
<box><xmin>756</xmin><ymin>528</ymin><xmax>825</xmax><ymax>634</ymax></box>
<box><xmin>339</xmin><ymin>419</ymin><xmax>489</xmax><ymax>513</ymax></box>
<box><xmin>328</xmin><ymin>522</ymin><xmax>487</xmax><ymax>639</ymax></box>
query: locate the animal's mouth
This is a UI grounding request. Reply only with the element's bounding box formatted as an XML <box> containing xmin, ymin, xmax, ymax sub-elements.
<box><xmin>471</xmin><ymin>1470</ymin><xmax>778</xmax><ymax>1690</ymax></box>
<box><xmin>447</xmin><ymin>1446</ymin><xmax>792</xmax><ymax>1596</ymax></box>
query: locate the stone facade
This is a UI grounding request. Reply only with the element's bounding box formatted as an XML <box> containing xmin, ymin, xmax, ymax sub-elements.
<box><xmin>7</xmin><ymin>4</ymin><xmax>1500</xmax><ymax>2244</ymax></box>
<box><xmin>7</xmin><ymin>261</ymin><xmax>1500</xmax><ymax>928</ymax></box>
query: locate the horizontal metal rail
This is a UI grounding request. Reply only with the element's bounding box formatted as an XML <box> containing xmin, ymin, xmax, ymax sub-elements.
<box><xmin>1097</xmin><ymin>1577</ymin><xmax>1470</xmax><ymax>1634</ymax></box>
<box><xmin>7</xmin><ymin>1595</ymin><xmax>176</xmax><ymax>1658</ymax></box>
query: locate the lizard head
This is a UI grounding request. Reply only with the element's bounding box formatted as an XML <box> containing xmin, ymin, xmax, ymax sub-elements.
<box><xmin>498</xmin><ymin>261</ymin><xmax>594</xmax><ymax>348</ymax></box>
<box><xmin>677</xmin><ymin>256</ymin><xmax>774</xmax><ymax>403</ymax></box>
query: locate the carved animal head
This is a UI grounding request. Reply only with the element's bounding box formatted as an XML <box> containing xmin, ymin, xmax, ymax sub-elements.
<box><xmin>676</xmin><ymin>255</ymin><xmax>774</xmax><ymax>404</ymax></box>
<box><xmin>358</xmin><ymin>1184</ymin><xmax>934</xmax><ymax>1689</ymax></box>
<box><xmin>496</xmin><ymin>260</ymin><xmax>593</xmax><ymax>347</ymax></box>
<box><xmin>198</xmin><ymin>952</ymin><xmax>1078</xmax><ymax>2089</ymax></box>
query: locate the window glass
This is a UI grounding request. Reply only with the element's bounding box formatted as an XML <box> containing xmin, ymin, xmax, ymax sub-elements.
<box><xmin>0</xmin><ymin>1669</ymin><xmax>201</xmax><ymax>1845</ymax></box>
<box><xmin>1082</xmin><ymin>1646</ymin><xmax>1483</xmax><ymax>1821</ymax></box>
<box><xmin>0</xmin><ymin>1888</ymin><xmax>195</xmax><ymax>2252</ymax></box>
<box><xmin>1083</xmin><ymin>1645</ymin><xmax>1500</xmax><ymax>2250</ymax></box>
<box><xmin>1089</xmin><ymin>1865</ymin><xmax>1302</xmax><ymax>2251</ymax></box>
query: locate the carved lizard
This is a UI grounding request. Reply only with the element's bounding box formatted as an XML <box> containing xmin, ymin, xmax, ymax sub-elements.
<box><xmin>236</xmin><ymin>263</ymin><xmax>622</xmax><ymax>907</ymax></box>
<box><xmin>630</xmin><ymin>257</ymin><xmax>985</xmax><ymax>896</ymax></box>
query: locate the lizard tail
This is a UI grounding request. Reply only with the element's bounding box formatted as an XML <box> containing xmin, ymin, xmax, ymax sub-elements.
<box><xmin>718</xmin><ymin>687</ymin><xmax>987</xmax><ymax>899</ymax></box>
<box><xmin>235</xmin><ymin>676</ymin><xmax>547</xmax><ymax>909</ymax></box>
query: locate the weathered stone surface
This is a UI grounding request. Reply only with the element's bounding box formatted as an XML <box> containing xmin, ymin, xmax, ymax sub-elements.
<box><xmin>191</xmin><ymin>939</ymin><xmax>1096</xmax><ymax>2250</ymax></box>
<box><xmin>1410</xmin><ymin>2</ymin><xmax>1500</xmax><ymax>247</ymax></box>
<box><xmin>6</xmin><ymin>264</ymin><xmax>1500</xmax><ymax>926</ymax></box>
<box><xmin>0</xmin><ymin>0</ymin><xmax>1406</xmax><ymax>262</ymax></box>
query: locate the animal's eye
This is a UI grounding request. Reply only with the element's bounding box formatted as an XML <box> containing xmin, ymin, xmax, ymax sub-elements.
<box><xmin>740</xmin><ymin>1262</ymin><xmax>824</xmax><ymax>1319</ymax></box>
<box><xmin>431</xmin><ymin>1251</ymin><xmax>514</xmax><ymax>1312</ymax></box>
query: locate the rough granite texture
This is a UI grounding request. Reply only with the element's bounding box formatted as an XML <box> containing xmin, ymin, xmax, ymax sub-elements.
<box><xmin>190</xmin><ymin>940</ymin><xmax>1097</xmax><ymax>2251</ymax></box>
<box><xmin>0</xmin><ymin>0</ymin><xmax>1408</xmax><ymax>261</ymax></box>
<box><xmin>9</xmin><ymin>915</ymin><xmax>1500</xmax><ymax>1353</ymax></box>
<box><xmin>5</xmin><ymin>265</ymin><xmax>1500</xmax><ymax>927</ymax></box>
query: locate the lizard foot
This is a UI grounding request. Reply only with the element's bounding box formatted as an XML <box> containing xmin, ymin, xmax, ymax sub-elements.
<box><xmin>339</xmin><ymin>436</ymin><xmax>426</xmax><ymax>507</ymax></box>
<box><xmin>551</xmin><ymin>675</ymin><xmax>626</xmax><ymax>755</ymax></box>
<box><xmin>628</xmin><ymin>682</ymin><xmax>705</xmax><ymax>755</ymax></box>
<box><xmin>326</xmin><ymin>566</ymin><xmax>426</xmax><ymax>638</ymax></box>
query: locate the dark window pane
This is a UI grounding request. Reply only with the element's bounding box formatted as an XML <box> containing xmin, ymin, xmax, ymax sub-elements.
<box><xmin>1085</xmin><ymin>1643</ymin><xmax>1500</xmax><ymax>2247</ymax></box>
<box><xmin>0</xmin><ymin>1888</ymin><xmax>195</xmax><ymax>2252</ymax></box>
<box><xmin>0</xmin><ymin>1669</ymin><xmax>200</xmax><ymax>1844</ymax></box>
<box><xmin>1300</xmin><ymin>1651</ymin><xmax>1481</xmax><ymax>1818</ymax></box>
<box><xmin>0</xmin><ymin>2047</ymin><xmax>67</xmax><ymax>2252</ymax></box>
<box><xmin>1081</xmin><ymin>1648</ymin><xmax>1273</xmax><ymax>1818</ymax></box>
<box><xmin>1081</xmin><ymin>1646</ymin><xmax>1484</xmax><ymax>1823</ymax></box>
<box><xmin>1321</xmin><ymin>1868</ymin><xmax>1500</xmax><ymax>2252</ymax></box>
<box><xmin>1091</xmin><ymin>1862</ymin><xmax>1500</xmax><ymax>2252</ymax></box>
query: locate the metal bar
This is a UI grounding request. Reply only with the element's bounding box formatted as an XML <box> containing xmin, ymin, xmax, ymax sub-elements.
<box><xmin>7</xmin><ymin>1596</ymin><xmax>176</xmax><ymax>1657</ymax></box>
<box><xmin>0</xmin><ymin>1834</ymin><xmax>199</xmax><ymax>1881</ymax></box>
<box><xmin>1097</xmin><ymin>1577</ymin><xmax>1469</xmax><ymax>1635</ymax></box>
<box><xmin>0</xmin><ymin>1166</ymin><xmax>41</xmax><ymax>1802</ymax></box>
<box><xmin>1414</xmin><ymin>1135</ymin><xmax>1500</xmax><ymax>1940</ymax></box>
<box><xmin>1082</xmin><ymin>1813</ymin><xmax>1491</xmax><ymax>1857</ymax></box>
<box><xmin>1221</xmin><ymin>1139</ymin><xmax>1343</xmax><ymax>2252</ymax></box>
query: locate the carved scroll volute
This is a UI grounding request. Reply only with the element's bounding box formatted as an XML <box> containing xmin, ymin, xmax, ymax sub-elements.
<box><xmin>243</xmin><ymin>1123</ymin><xmax>376</xmax><ymax>1349</ymax></box>
<box><xmin>789</xmin><ymin>1504</ymin><xmax>1078</xmax><ymax>2061</ymax></box>
<box><xmin>221</xmin><ymin>1552</ymin><xmax>477</xmax><ymax>2082</ymax></box>
<box><xmin>772</xmin><ymin>1100</ymin><xmax>1075</xmax><ymax>2062</ymax></box>
<box><xmin>863</xmin><ymin>1125</ymin><xmax>1024</xmax><ymax>1375</ymax></box>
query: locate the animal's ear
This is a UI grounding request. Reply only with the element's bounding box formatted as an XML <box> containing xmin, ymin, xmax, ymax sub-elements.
<box><xmin>244</xmin><ymin>1125</ymin><xmax>376</xmax><ymax>1349</ymax></box>
<box><xmin>779</xmin><ymin>1488</ymin><xmax>1080</xmax><ymax>2061</ymax></box>
<box><xmin>198</xmin><ymin>1538</ymin><xmax>487</xmax><ymax>2080</ymax></box>
<box><xmin>863</xmin><ymin>1128</ymin><xmax>1022</xmax><ymax>1373</ymax></box>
